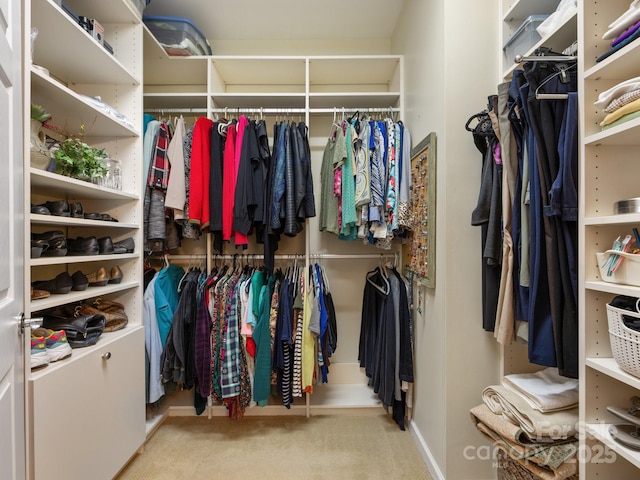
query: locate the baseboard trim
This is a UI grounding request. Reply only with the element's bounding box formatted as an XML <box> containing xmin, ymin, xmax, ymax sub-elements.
<box><xmin>409</xmin><ymin>419</ymin><xmax>445</xmax><ymax>480</ymax></box>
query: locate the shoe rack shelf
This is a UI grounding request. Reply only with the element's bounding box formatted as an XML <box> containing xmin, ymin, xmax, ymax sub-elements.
<box><xmin>26</xmin><ymin>1</ymin><xmax>145</xmax><ymax>479</ymax></box>
<box><xmin>580</xmin><ymin>0</ymin><xmax>640</xmax><ymax>477</ymax></box>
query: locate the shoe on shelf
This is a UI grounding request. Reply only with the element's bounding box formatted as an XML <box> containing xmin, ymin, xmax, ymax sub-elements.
<box><xmin>32</xmin><ymin>328</ymin><xmax>72</xmax><ymax>363</ymax></box>
<box><xmin>30</xmin><ymin>333</ymin><xmax>49</xmax><ymax>369</ymax></box>
<box><xmin>31</xmin><ymin>242</ymin><xmax>45</xmax><ymax>258</ymax></box>
<box><xmin>109</xmin><ymin>266</ymin><xmax>123</xmax><ymax>284</ymax></box>
<box><xmin>71</xmin><ymin>271</ymin><xmax>89</xmax><ymax>291</ymax></box>
<box><xmin>41</xmin><ymin>237</ymin><xmax>68</xmax><ymax>257</ymax></box>
<box><xmin>31</xmin><ymin>230</ymin><xmax>64</xmax><ymax>246</ymax></box>
<box><xmin>83</xmin><ymin>212</ymin><xmax>102</xmax><ymax>220</ymax></box>
<box><xmin>30</xmin><ymin>204</ymin><xmax>50</xmax><ymax>215</ymax></box>
<box><xmin>37</xmin><ymin>200</ymin><xmax>70</xmax><ymax>217</ymax></box>
<box><xmin>66</xmin><ymin>236</ymin><xmax>99</xmax><ymax>256</ymax></box>
<box><xmin>87</xmin><ymin>267</ymin><xmax>109</xmax><ymax>287</ymax></box>
<box><xmin>32</xmin><ymin>231</ymin><xmax>67</xmax><ymax>257</ymax></box>
<box><xmin>98</xmin><ymin>236</ymin><xmax>114</xmax><ymax>255</ymax></box>
<box><xmin>70</xmin><ymin>202</ymin><xmax>84</xmax><ymax>218</ymax></box>
<box><xmin>32</xmin><ymin>272</ymin><xmax>73</xmax><ymax>294</ymax></box>
<box><xmin>113</xmin><ymin>237</ymin><xmax>135</xmax><ymax>254</ymax></box>
<box><xmin>31</xmin><ymin>286</ymin><xmax>51</xmax><ymax>300</ymax></box>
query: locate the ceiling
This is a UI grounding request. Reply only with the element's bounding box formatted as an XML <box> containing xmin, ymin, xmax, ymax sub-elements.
<box><xmin>143</xmin><ymin>0</ymin><xmax>405</xmax><ymax>42</ymax></box>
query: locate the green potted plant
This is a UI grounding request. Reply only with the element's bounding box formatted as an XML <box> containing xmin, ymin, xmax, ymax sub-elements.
<box><xmin>53</xmin><ymin>125</ymin><xmax>108</xmax><ymax>181</ymax></box>
<box><xmin>30</xmin><ymin>104</ymin><xmax>52</xmax><ymax>170</ymax></box>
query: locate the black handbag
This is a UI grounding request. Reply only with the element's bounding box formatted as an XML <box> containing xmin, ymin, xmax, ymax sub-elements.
<box><xmin>42</xmin><ymin>312</ymin><xmax>106</xmax><ymax>348</ymax></box>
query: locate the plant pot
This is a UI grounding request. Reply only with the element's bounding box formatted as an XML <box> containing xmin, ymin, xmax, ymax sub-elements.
<box><xmin>30</xmin><ymin>119</ymin><xmax>51</xmax><ymax>170</ymax></box>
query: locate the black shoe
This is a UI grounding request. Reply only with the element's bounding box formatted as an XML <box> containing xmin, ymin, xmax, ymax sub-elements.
<box><xmin>30</xmin><ymin>204</ymin><xmax>50</xmax><ymax>215</ymax></box>
<box><xmin>70</xmin><ymin>202</ymin><xmax>84</xmax><ymax>218</ymax></box>
<box><xmin>41</xmin><ymin>237</ymin><xmax>68</xmax><ymax>257</ymax></box>
<box><xmin>66</xmin><ymin>236</ymin><xmax>99</xmax><ymax>256</ymax></box>
<box><xmin>84</xmin><ymin>212</ymin><xmax>102</xmax><ymax>220</ymax></box>
<box><xmin>32</xmin><ymin>272</ymin><xmax>73</xmax><ymax>294</ymax></box>
<box><xmin>113</xmin><ymin>237</ymin><xmax>135</xmax><ymax>254</ymax></box>
<box><xmin>31</xmin><ymin>230</ymin><xmax>64</xmax><ymax>246</ymax></box>
<box><xmin>38</xmin><ymin>200</ymin><xmax>70</xmax><ymax>217</ymax></box>
<box><xmin>71</xmin><ymin>271</ymin><xmax>89</xmax><ymax>291</ymax></box>
<box><xmin>98</xmin><ymin>236</ymin><xmax>114</xmax><ymax>255</ymax></box>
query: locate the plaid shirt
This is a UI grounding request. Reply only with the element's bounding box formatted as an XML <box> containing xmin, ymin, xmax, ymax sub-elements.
<box><xmin>147</xmin><ymin>122</ymin><xmax>170</xmax><ymax>189</ymax></box>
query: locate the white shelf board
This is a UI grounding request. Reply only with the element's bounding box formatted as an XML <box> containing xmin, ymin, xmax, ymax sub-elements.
<box><xmin>584</xmin><ymin>39</ymin><xmax>640</xmax><ymax>81</ymax></box>
<box><xmin>31</xmin><ymin>68</ymin><xmax>139</xmax><ymax>138</ymax></box>
<box><xmin>30</xmin><ymin>214</ymin><xmax>138</xmax><ymax>229</ymax></box>
<box><xmin>211</xmin><ymin>56</ymin><xmax>306</xmax><ymax>86</ymax></box>
<box><xmin>29</xmin><ymin>325</ymin><xmax>144</xmax><ymax>382</ymax></box>
<box><xmin>584</xmin><ymin>116</ymin><xmax>640</xmax><ymax>146</ymax></box>
<box><xmin>30</xmin><ymin>169</ymin><xmax>139</xmax><ymax>201</ymax></box>
<box><xmin>62</xmin><ymin>0</ymin><xmax>140</xmax><ymax>24</ymax></box>
<box><xmin>32</xmin><ymin>0</ymin><xmax>139</xmax><ymax>86</ymax></box>
<box><xmin>143</xmin><ymin>93</ymin><xmax>208</xmax><ymax>110</ymax></box>
<box><xmin>503</xmin><ymin>0</ymin><xmax>560</xmax><ymax>22</ymax></box>
<box><xmin>309</xmin><ymin>92</ymin><xmax>401</xmax><ymax>109</ymax></box>
<box><xmin>586</xmin><ymin>357</ymin><xmax>640</xmax><ymax>390</ymax></box>
<box><xmin>31</xmin><ymin>254</ymin><xmax>138</xmax><ymax>267</ymax></box>
<box><xmin>585</xmin><ymin>280</ymin><xmax>640</xmax><ymax>296</ymax></box>
<box><xmin>308</xmin><ymin>56</ymin><xmax>400</xmax><ymax>86</ymax></box>
<box><xmin>211</xmin><ymin>93</ymin><xmax>306</xmax><ymax>108</ymax></box>
<box><xmin>585</xmin><ymin>213</ymin><xmax>640</xmax><ymax>226</ymax></box>
<box><xmin>29</xmin><ymin>280</ymin><xmax>139</xmax><ymax>313</ymax></box>
<box><xmin>585</xmin><ymin>422</ymin><xmax>640</xmax><ymax>470</ymax></box>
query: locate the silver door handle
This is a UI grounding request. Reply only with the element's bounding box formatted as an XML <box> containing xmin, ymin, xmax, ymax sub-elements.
<box><xmin>16</xmin><ymin>313</ymin><xmax>43</xmax><ymax>335</ymax></box>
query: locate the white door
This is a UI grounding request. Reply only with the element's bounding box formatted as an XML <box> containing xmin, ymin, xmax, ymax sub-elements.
<box><xmin>0</xmin><ymin>0</ymin><xmax>25</xmax><ymax>479</ymax></box>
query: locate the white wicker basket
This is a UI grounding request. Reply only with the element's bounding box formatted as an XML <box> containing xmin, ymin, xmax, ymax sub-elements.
<box><xmin>607</xmin><ymin>302</ymin><xmax>640</xmax><ymax>378</ymax></box>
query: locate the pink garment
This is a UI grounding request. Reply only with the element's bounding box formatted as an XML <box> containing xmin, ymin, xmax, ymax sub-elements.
<box><xmin>222</xmin><ymin>124</ymin><xmax>237</xmax><ymax>241</ymax></box>
<box><xmin>234</xmin><ymin>117</ymin><xmax>249</xmax><ymax>246</ymax></box>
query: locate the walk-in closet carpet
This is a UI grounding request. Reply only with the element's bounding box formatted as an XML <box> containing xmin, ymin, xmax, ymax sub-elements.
<box><xmin>115</xmin><ymin>414</ymin><xmax>432</xmax><ymax>480</ymax></box>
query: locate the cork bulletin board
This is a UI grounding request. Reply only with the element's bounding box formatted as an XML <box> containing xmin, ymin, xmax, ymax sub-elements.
<box><xmin>403</xmin><ymin>132</ymin><xmax>436</xmax><ymax>288</ymax></box>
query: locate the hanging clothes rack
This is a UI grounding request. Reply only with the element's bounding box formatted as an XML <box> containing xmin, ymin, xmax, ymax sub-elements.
<box><xmin>144</xmin><ymin>107</ymin><xmax>400</xmax><ymax>115</ymax></box>
<box><xmin>514</xmin><ymin>54</ymin><xmax>577</xmax><ymax>63</ymax></box>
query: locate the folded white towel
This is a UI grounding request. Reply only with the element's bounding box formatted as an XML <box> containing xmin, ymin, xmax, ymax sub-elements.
<box><xmin>482</xmin><ymin>385</ymin><xmax>578</xmax><ymax>441</ymax></box>
<box><xmin>502</xmin><ymin>368</ymin><xmax>578</xmax><ymax>413</ymax></box>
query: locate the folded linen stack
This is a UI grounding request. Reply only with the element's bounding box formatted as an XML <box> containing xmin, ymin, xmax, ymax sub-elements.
<box><xmin>595</xmin><ymin>76</ymin><xmax>640</xmax><ymax>128</ymax></box>
<box><xmin>596</xmin><ymin>0</ymin><xmax>640</xmax><ymax>62</ymax></box>
<box><xmin>470</xmin><ymin>368</ymin><xmax>579</xmax><ymax>480</ymax></box>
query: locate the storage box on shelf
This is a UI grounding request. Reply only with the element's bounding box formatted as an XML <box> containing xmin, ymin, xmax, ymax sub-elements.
<box><xmin>502</xmin><ymin>14</ymin><xmax>549</xmax><ymax>63</ymax></box>
<box><xmin>500</xmin><ymin>0</ymin><xmax>577</xmax><ymax>78</ymax></box>
<box><xmin>143</xmin><ymin>15</ymin><xmax>212</xmax><ymax>56</ymax></box>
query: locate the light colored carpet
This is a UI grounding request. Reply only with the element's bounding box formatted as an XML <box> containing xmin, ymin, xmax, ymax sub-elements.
<box><xmin>116</xmin><ymin>414</ymin><xmax>432</xmax><ymax>480</ymax></box>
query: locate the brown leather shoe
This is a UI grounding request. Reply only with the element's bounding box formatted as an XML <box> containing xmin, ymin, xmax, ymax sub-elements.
<box><xmin>86</xmin><ymin>267</ymin><xmax>109</xmax><ymax>286</ymax></box>
<box><xmin>31</xmin><ymin>286</ymin><xmax>50</xmax><ymax>300</ymax></box>
<box><xmin>109</xmin><ymin>266</ymin><xmax>123</xmax><ymax>284</ymax></box>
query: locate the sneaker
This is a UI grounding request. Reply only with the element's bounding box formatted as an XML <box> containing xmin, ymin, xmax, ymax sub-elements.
<box><xmin>30</xmin><ymin>334</ymin><xmax>49</xmax><ymax>369</ymax></box>
<box><xmin>32</xmin><ymin>328</ymin><xmax>72</xmax><ymax>362</ymax></box>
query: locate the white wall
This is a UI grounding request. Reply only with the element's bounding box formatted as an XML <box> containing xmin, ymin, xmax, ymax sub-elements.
<box><xmin>392</xmin><ymin>0</ymin><xmax>502</xmax><ymax>478</ymax></box>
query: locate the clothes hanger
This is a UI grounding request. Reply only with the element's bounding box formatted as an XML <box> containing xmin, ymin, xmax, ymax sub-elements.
<box><xmin>534</xmin><ymin>62</ymin><xmax>577</xmax><ymax>100</ymax></box>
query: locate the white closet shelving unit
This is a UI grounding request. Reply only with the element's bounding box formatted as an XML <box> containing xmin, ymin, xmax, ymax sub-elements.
<box><xmin>25</xmin><ymin>1</ymin><xmax>145</xmax><ymax>479</ymax></box>
<box><xmin>142</xmin><ymin>28</ymin><xmax>404</xmax><ymax>423</ymax></box>
<box><xmin>580</xmin><ymin>0</ymin><xmax>640</xmax><ymax>476</ymax></box>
